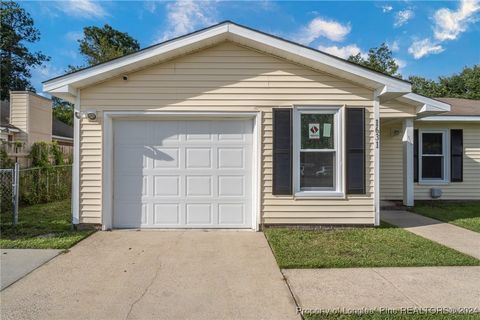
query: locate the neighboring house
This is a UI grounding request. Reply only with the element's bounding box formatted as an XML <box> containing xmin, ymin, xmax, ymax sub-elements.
<box><xmin>44</xmin><ymin>21</ymin><xmax>467</xmax><ymax>230</ymax></box>
<box><xmin>0</xmin><ymin>91</ymin><xmax>73</xmax><ymax>166</ymax></box>
<box><xmin>381</xmin><ymin>98</ymin><xmax>480</xmax><ymax>201</ymax></box>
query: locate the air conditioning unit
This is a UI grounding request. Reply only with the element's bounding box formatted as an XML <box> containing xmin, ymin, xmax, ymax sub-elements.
<box><xmin>431</xmin><ymin>188</ymin><xmax>442</xmax><ymax>199</ymax></box>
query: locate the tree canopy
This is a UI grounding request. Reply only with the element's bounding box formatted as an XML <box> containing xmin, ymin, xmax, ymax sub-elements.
<box><xmin>348</xmin><ymin>43</ymin><xmax>400</xmax><ymax>77</ymax></box>
<box><xmin>408</xmin><ymin>66</ymin><xmax>480</xmax><ymax>99</ymax></box>
<box><xmin>0</xmin><ymin>0</ymin><xmax>49</xmax><ymax>100</ymax></box>
<box><xmin>77</xmin><ymin>24</ymin><xmax>140</xmax><ymax>66</ymax></box>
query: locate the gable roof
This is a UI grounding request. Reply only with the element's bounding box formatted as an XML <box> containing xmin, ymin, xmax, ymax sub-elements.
<box><xmin>43</xmin><ymin>21</ymin><xmax>411</xmax><ymax>102</ymax></box>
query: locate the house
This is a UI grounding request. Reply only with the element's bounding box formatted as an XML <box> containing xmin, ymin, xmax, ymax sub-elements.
<box><xmin>0</xmin><ymin>91</ymin><xmax>73</xmax><ymax>166</ymax></box>
<box><xmin>381</xmin><ymin>97</ymin><xmax>480</xmax><ymax>202</ymax></box>
<box><xmin>44</xmin><ymin>21</ymin><xmax>473</xmax><ymax>230</ymax></box>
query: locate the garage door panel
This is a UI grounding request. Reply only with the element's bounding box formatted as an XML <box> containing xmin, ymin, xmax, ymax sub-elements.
<box><xmin>113</xmin><ymin>119</ymin><xmax>253</xmax><ymax>229</ymax></box>
<box><xmin>185</xmin><ymin>148</ymin><xmax>212</xmax><ymax>168</ymax></box>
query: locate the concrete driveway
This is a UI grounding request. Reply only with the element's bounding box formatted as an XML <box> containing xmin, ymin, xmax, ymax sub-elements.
<box><xmin>1</xmin><ymin>231</ymin><xmax>299</xmax><ymax>320</ymax></box>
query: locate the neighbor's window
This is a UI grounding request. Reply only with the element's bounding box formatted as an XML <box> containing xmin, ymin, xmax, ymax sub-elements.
<box><xmin>420</xmin><ymin>130</ymin><xmax>447</xmax><ymax>181</ymax></box>
<box><xmin>296</xmin><ymin>108</ymin><xmax>341</xmax><ymax>195</ymax></box>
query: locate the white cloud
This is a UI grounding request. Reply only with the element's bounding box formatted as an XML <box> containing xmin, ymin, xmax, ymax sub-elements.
<box><xmin>394</xmin><ymin>9</ymin><xmax>414</xmax><ymax>27</ymax></box>
<box><xmin>408</xmin><ymin>38</ymin><xmax>445</xmax><ymax>59</ymax></box>
<box><xmin>65</xmin><ymin>31</ymin><xmax>83</xmax><ymax>42</ymax></box>
<box><xmin>30</xmin><ymin>63</ymin><xmax>64</xmax><ymax>93</ymax></box>
<box><xmin>389</xmin><ymin>40</ymin><xmax>400</xmax><ymax>52</ymax></box>
<box><xmin>382</xmin><ymin>5</ymin><xmax>393</xmax><ymax>13</ymax></box>
<box><xmin>433</xmin><ymin>0</ymin><xmax>480</xmax><ymax>41</ymax></box>
<box><xmin>156</xmin><ymin>0</ymin><xmax>217</xmax><ymax>43</ymax></box>
<box><xmin>144</xmin><ymin>1</ymin><xmax>158</xmax><ymax>13</ymax></box>
<box><xmin>394</xmin><ymin>58</ymin><xmax>407</xmax><ymax>69</ymax></box>
<box><xmin>56</xmin><ymin>0</ymin><xmax>108</xmax><ymax>19</ymax></box>
<box><xmin>318</xmin><ymin>44</ymin><xmax>366</xmax><ymax>60</ymax></box>
<box><xmin>298</xmin><ymin>17</ymin><xmax>351</xmax><ymax>44</ymax></box>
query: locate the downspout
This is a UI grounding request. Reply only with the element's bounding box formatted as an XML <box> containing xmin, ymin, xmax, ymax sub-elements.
<box><xmin>373</xmin><ymin>88</ymin><xmax>381</xmax><ymax>226</ymax></box>
<box><xmin>72</xmin><ymin>89</ymin><xmax>80</xmax><ymax>226</ymax></box>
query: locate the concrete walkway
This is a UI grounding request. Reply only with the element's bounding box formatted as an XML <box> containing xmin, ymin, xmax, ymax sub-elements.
<box><xmin>0</xmin><ymin>249</ymin><xmax>62</xmax><ymax>290</ymax></box>
<box><xmin>1</xmin><ymin>231</ymin><xmax>299</xmax><ymax>320</ymax></box>
<box><xmin>382</xmin><ymin>210</ymin><xmax>480</xmax><ymax>259</ymax></box>
<box><xmin>283</xmin><ymin>266</ymin><xmax>480</xmax><ymax>311</ymax></box>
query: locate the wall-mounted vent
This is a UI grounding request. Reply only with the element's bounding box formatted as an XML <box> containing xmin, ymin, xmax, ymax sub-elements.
<box><xmin>431</xmin><ymin>188</ymin><xmax>442</xmax><ymax>199</ymax></box>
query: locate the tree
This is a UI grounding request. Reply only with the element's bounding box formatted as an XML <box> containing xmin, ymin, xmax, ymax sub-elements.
<box><xmin>77</xmin><ymin>24</ymin><xmax>140</xmax><ymax>66</ymax></box>
<box><xmin>410</xmin><ymin>65</ymin><xmax>480</xmax><ymax>99</ymax></box>
<box><xmin>0</xmin><ymin>1</ymin><xmax>49</xmax><ymax>100</ymax></box>
<box><xmin>52</xmin><ymin>97</ymin><xmax>74</xmax><ymax>126</ymax></box>
<box><xmin>348</xmin><ymin>43</ymin><xmax>400</xmax><ymax>77</ymax></box>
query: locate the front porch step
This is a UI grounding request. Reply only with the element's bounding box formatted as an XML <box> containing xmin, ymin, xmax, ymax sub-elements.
<box><xmin>380</xmin><ymin>200</ymin><xmax>407</xmax><ymax>211</ymax></box>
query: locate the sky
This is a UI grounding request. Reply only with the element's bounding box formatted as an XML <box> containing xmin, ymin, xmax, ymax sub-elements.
<box><xmin>21</xmin><ymin>0</ymin><xmax>480</xmax><ymax>94</ymax></box>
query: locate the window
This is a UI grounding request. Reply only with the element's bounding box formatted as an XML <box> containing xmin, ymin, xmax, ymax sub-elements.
<box><xmin>419</xmin><ymin>130</ymin><xmax>448</xmax><ymax>182</ymax></box>
<box><xmin>294</xmin><ymin>107</ymin><xmax>342</xmax><ymax>196</ymax></box>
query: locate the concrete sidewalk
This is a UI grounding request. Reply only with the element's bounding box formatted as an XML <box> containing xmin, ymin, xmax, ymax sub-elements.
<box><xmin>382</xmin><ymin>210</ymin><xmax>480</xmax><ymax>259</ymax></box>
<box><xmin>0</xmin><ymin>249</ymin><xmax>62</xmax><ymax>290</ymax></box>
<box><xmin>283</xmin><ymin>266</ymin><xmax>480</xmax><ymax>311</ymax></box>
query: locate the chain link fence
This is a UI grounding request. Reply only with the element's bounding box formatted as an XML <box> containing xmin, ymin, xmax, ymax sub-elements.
<box><xmin>1</xmin><ymin>164</ymin><xmax>71</xmax><ymax>225</ymax></box>
<box><xmin>0</xmin><ymin>168</ymin><xmax>14</xmax><ymax>214</ymax></box>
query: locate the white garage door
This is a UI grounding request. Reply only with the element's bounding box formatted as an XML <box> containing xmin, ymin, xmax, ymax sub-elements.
<box><xmin>113</xmin><ymin>119</ymin><xmax>253</xmax><ymax>228</ymax></box>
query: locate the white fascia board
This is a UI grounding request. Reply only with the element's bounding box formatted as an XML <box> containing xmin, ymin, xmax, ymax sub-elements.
<box><xmin>227</xmin><ymin>24</ymin><xmax>410</xmax><ymax>92</ymax></box>
<box><xmin>417</xmin><ymin>116</ymin><xmax>480</xmax><ymax>122</ymax></box>
<box><xmin>400</xmin><ymin>93</ymin><xmax>451</xmax><ymax>113</ymax></box>
<box><xmin>52</xmin><ymin>135</ymin><xmax>74</xmax><ymax>141</ymax></box>
<box><xmin>43</xmin><ymin>24</ymin><xmax>229</xmax><ymax>93</ymax></box>
<box><xmin>44</xmin><ymin>22</ymin><xmax>411</xmax><ymax>97</ymax></box>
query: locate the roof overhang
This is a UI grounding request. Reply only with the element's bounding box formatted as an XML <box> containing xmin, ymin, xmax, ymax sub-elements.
<box><xmin>417</xmin><ymin>115</ymin><xmax>480</xmax><ymax>122</ymax></box>
<box><xmin>396</xmin><ymin>93</ymin><xmax>451</xmax><ymax>118</ymax></box>
<box><xmin>43</xmin><ymin>21</ymin><xmax>411</xmax><ymax>103</ymax></box>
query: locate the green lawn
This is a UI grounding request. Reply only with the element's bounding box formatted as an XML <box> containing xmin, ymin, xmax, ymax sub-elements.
<box><xmin>264</xmin><ymin>224</ymin><xmax>480</xmax><ymax>269</ymax></box>
<box><xmin>0</xmin><ymin>199</ymin><xmax>94</xmax><ymax>249</ymax></box>
<box><xmin>412</xmin><ymin>201</ymin><xmax>480</xmax><ymax>233</ymax></box>
<box><xmin>304</xmin><ymin>312</ymin><xmax>480</xmax><ymax>320</ymax></box>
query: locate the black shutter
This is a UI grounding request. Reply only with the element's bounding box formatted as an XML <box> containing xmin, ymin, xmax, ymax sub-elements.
<box><xmin>451</xmin><ymin>129</ymin><xmax>463</xmax><ymax>182</ymax></box>
<box><xmin>272</xmin><ymin>108</ymin><xmax>292</xmax><ymax>195</ymax></box>
<box><xmin>414</xmin><ymin>129</ymin><xmax>419</xmax><ymax>182</ymax></box>
<box><xmin>346</xmin><ymin>108</ymin><xmax>365</xmax><ymax>194</ymax></box>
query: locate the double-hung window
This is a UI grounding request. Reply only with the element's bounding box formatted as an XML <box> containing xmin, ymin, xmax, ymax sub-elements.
<box><xmin>294</xmin><ymin>107</ymin><xmax>343</xmax><ymax>196</ymax></box>
<box><xmin>419</xmin><ymin>129</ymin><xmax>448</xmax><ymax>183</ymax></box>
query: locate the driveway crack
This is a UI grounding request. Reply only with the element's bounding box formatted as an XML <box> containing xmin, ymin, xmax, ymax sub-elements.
<box><xmin>125</xmin><ymin>260</ymin><xmax>162</xmax><ymax>320</ymax></box>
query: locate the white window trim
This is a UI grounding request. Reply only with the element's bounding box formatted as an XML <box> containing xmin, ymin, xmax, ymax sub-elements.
<box><xmin>293</xmin><ymin>106</ymin><xmax>344</xmax><ymax>198</ymax></box>
<box><xmin>418</xmin><ymin>128</ymin><xmax>450</xmax><ymax>185</ymax></box>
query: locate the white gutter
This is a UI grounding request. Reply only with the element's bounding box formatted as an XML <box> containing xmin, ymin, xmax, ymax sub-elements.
<box><xmin>417</xmin><ymin>116</ymin><xmax>480</xmax><ymax>122</ymax></box>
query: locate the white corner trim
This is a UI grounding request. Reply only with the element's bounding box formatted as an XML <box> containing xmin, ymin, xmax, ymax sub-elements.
<box><xmin>402</xmin><ymin>118</ymin><xmax>414</xmax><ymax>207</ymax></box>
<box><xmin>373</xmin><ymin>89</ymin><xmax>381</xmax><ymax>226</ymax></box>
<box><xmin>101</xmin><ymin>111</ymin><xmax>261</xmax><ymax>231</ymax></box>
<box><xmin>72</xmin><ymin>90</ymin><xmax>80</xmax><ymax>225</ymax></box>
<box><xmin>417</xmin><ymin>116</ymin><xmax>480</xmax><ymax>122</ymax></box>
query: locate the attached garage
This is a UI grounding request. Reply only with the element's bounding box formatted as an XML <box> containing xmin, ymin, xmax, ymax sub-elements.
<box><xmin>111</xmin><ymin>117</ymin><xmax>256</xmax><ymax>228</ymax></box>
<box><xmin>44</xmin><ymin>21</ymin><xmax>448</xmax><ymax>230</ymax></box>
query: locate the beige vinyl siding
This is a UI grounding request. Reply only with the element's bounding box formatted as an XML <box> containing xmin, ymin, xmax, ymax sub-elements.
<box><xmin>79</xmin><ymin>41</ymin><xmax>375</xmax><ymax>225</ymax></box>
<box><xmin>380</xmin><ymin>121</ymin><xmax>403</xmax><ymax>200</ymax></box>
<box><xmin>27</xmin><ymin>94</ymin><xmax>52</xmax><ymax>145</ymax></box>
<box><xmin>414</xmin><ymin>121</ymin><xmax>480</xmax><ymax>200</ymax></box>
<box><xmin>380</xmin><ymin>101</ymin><xmax>416</xmax><ymax>118</ymax></box>
<box><xmin>9</xmin><ymin>93</ymin><xmax>29</xmax><ymax>142</ymax></box>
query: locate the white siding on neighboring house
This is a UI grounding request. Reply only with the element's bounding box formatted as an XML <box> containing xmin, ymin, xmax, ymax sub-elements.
<box><xmin>9</xmin><ymin>92</ymin><xmax>29</xmax><ymax>142</ymax></box>
<box><xmin>27</xmin><ymin>94</ymin><xmax>52</xmax><ymax>145</ymax></box>
<box><xmin>79</xmin><ymin>41</ymin><xmax>376</xmax><ymax>225</ymax></box>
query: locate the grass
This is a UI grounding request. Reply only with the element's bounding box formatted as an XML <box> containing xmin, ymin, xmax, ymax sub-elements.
<box><xmin>411</xmin><ymin>201</ymin><xmax>480</xmax><ymax>233</ymax></box>
<box><xmin>0</xmin><ymin>199</ymin><xmax>94</xmax><ymax>249</ymax></box>
<box><xmin>304</xmin><ymin>312</ymin><xmax>480</xmax><ymax>320</ymax></box>
<box><xmin>264</xmin><ymin>224</ymin><xmax>480</xmax><ymax>269</ymax></box>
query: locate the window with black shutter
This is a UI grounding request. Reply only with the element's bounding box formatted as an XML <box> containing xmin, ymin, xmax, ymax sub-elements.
<box><xmin>346</xmin><ymin>108</ymin><xmax>365</xmax><ymax>194</ymax></box>
<box><xmin>272</xmin><ymin>108</ymin><xmax>292</xmax><ymax>195</ymax></box>
<box><xmin>450</xmin><ymin>129</ymin><xmax>463</xmax><ymax>182</ymax></box>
